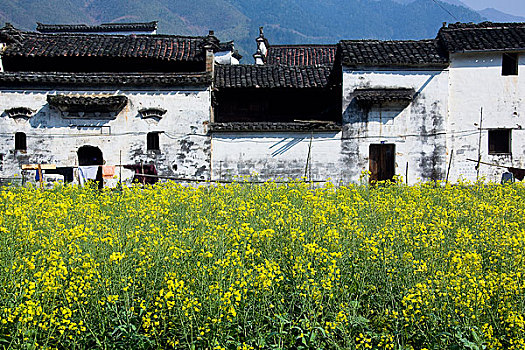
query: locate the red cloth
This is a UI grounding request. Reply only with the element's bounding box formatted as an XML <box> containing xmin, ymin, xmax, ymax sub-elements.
<box><xmin>124</xmin><ymin>164</ymin><xmax>158</xmax><ymax>184</ymax></box>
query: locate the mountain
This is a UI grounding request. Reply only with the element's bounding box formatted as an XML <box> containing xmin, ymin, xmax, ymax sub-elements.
<box><xmin>393</xmin><ymin>0</ymin><xmax>468</xmax><ymax>7</ymax></box>
<box><xmin>0</xmin><ymin>0</ymin><xmax>484</xmax><ymax>62</ymax></box>
<box><xmin>478</xmin><ymin>8</ymin><xmax>525</xmax><ymax>22</ymax></box>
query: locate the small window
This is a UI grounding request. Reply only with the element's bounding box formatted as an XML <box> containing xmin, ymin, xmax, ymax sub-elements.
<box><xmin>489</xmin><ymin>129</ymin><xmax>511</xmax><ymax>154</ymax></box>
<box><xmin>502</xmin><ymin>53</ymin><xmax>518</xmax><ymax>76</ymax></box>
<box><xmin>147</xmin><ymin>132</ymin><xmax>160</xmax><ymax>151</ymax></box>
<box><xmin>15</xmin><ymin>132</ymin><xmax>27</xmax><ymax>151</ymax></box>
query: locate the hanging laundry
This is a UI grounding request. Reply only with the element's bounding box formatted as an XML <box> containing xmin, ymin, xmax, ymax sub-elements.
<box><xmin>501</xmin><ymin>172</ymin><xmax>514</xmax><ymax>184</ymax></box>
<box><xmin>102</xmin><ymin>165</ymin><xmax>116</xmax><ymax>179</ymax></box>
<box><xmin>45</xmin><ymin>167</ymin><xmax>74</xmax><ymax>183</ymax></box>
<box><xmin>123</xmin><ymin>164</ymin><xmax>158</xmax><ymax>185</ymax></box>
<box><xmin>78</xmin><ymin>166</ymin><xmax>99</xmax><ymax>186</ymax></box>
<box><xmin>508</xmin><ymin>167</ymin><xmax>525</xmax><ymax>181</ymax></box>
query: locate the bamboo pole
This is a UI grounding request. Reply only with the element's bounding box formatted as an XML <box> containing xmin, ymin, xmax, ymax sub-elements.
<box><xmin>476</xmin><ymin>107</ymin><xmax>483</xmax><ymax>180</ymax></box>
<box><xmin>446</xmin><ymin>150</ymin><xmax>454</xmax><ymax>184</ymax></box>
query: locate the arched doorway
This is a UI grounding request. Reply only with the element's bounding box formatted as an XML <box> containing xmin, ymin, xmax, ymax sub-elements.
<box><xmin>77</xmin><ymin>145</ymin><xmax>104</xmax><ymax>188</ymax></box>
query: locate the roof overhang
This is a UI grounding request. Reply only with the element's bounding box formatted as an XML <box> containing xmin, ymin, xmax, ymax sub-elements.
<box><xmin>47</xmin><ymin>95</ymin><xmax>128</xmax><ymax>113</ymax></box>
<box><xmin>353</xmin><ymin>88</ymin><xmax>415</xmax><ymax>107</ymax></box>
<box><xmin>208</xmin><ymin>121</ymin><xmax>342</xmax><ymax>132</ymax></box>
<box><xmin>0</xmin><ymin>72</ymin><xmax>211</xmax><ymax>88</ymax></box>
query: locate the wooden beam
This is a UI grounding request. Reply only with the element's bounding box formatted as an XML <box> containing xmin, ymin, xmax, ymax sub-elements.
<box><xmin>21</xmin><ymin>164</ymin><xmax>57</xmax><ymax>170</ymax></box>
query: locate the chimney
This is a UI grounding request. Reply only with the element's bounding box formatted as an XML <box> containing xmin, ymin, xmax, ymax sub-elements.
<box><xmin>203</xmin><ymin>30</ymin><xmax>220</xmax><ymax>73</ymax></box>
<box><xmin>253</xmin><ymin>26</ymin><xmax>269</xmax><ymax>65</ymax></box>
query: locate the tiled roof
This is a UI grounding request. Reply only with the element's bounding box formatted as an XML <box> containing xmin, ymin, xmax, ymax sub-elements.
<box><xmin>214</xmin><ymin>65</ymin><xmax>334</xmax><ymax>89</ymax></box>
<box><xmin>0</xmin><ymin>72</ymin><xmax>211</xmax><ymax>87</ymax></box>
<box><xmin>438</xmin><ymin>22</ymin><xmax>525</xmax><ymax>53</ymax></box>
<box><xmin>266</xmin><ymin>45</ymin><xmax>336</xmax><ymax>66</ymax></box>
<box><xmin>338</xmin><ymin>39</ymin><xmax>448</xmax><ymax>67</ymax></box>
<box><xmin>208</xmin><ymin>122</ymin><xmax>342</xmax><ymax>132</ymax></box>
<box><xmin>353</xmin><ymin>88</ymin><xmax>415</xmax><ymax>106</ymax></box>
<box><xmin>47</xmin><ymin>95</ymin><xmax>128</xmax><ymax>113</ymax></box>
<box><xmin>0</xmin><ymin>26</ymin><xmax>207</xmax><ymax>62</ymax></box>
<box><xmin>36</xmin><ymin>21</ymin><xmax>158</xmax><ymax>33</ymax></box>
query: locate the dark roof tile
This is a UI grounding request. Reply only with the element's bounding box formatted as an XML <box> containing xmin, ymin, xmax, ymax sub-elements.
<box><xmin>438</xmin><ymin>22</ymin><xmax>525</xmax><ymax>53</ymax></box>
<box><xmin>0</xmin><ymin>25</ymin><xmax>209</xmax><ymax>62</ymax></box>
<box><xmin>338</xmin><ymin>39</ymin><xmax>448</xmax><ymax>67</ymax></box>
<box><xmin>266</xmin><ymin>45</ymin><xmax>336</xmax><ymax>66</ymax></box>
<box><xmin>214</xmin><ymin>65</ymin><xmax>333</xmax><ymax>89</ymax></box>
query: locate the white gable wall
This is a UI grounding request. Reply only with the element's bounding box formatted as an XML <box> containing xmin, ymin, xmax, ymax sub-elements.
<box><xmin>448</xmin><ymin>52</ymin><xmax>525</xmax><ymax>182</ymax></box>
<box><xmin>0</xmin><ymin>87</ymin><xmax>211</xmax><ymax>184</ymax></box>
<box><xmin>211</xmin><ymin>132</ymin><xmax>342</xmax><ymax>182</ymax></box>
<box><xmin>342</xmin><ymin>67</ymin><xmax>449</xmax><ymax>184</ymax></box>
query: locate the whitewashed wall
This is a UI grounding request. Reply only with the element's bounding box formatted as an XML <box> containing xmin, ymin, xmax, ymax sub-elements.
<box><xmin>342</xmin><ymin>67</ymin><xmax>449</xmax><ymax>184</ymax></box>
<box><xmin>211</xmin><ymin>132</ymin><xmax>342</xmax><ymax>182</ymax></box>
<box><xmin>0</xmin><ymin>87</ymin><xmax>211</xmax><ymax>185</ymax></box>
<box><xmin>448</xmin><ymin>52</ymin><xmax>525</xmax><ymax>182</ymax></box>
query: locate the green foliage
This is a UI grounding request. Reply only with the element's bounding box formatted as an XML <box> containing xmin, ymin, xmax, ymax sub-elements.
<box><xmin>0</xmin><ymin>181</ymin><xmax>525</xmax><ymax>348</ymax></box>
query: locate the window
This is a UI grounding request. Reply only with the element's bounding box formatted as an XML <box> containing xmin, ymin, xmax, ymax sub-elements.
<box><xmin>488</xmin><ymin>129</ymin><xmax>511</xmax><ymax>154</ymax></box>
<box><xmin>147</xmin><ymin>132</ymin><xmax>160</xmax><ymax>151</ymax></box>
<box><xmin>15</xmin><ymin>132</ymin><xmax>26</xmax><ymax>151</ymax></box>
<box><xmin>502</xmin><ymin>53</ymin><xmax>518</xmax><ymax>76</ymax></box>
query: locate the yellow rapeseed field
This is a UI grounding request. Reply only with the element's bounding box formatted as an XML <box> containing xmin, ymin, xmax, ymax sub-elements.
<box><xmin>0</xmin><ymin>181</ymin><xmax>524</xmax><ymax>349</ymax></box>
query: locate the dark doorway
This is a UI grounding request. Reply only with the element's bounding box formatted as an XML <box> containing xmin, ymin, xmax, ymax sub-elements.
<box><xmin>147</xmin><ymin>132</ymin><xmax>160</xmax><ymax>151</ymax></box>
<box><xmin>15</xmin><ymin>132</ymin><xmax>27</xmax><ymax>151</ymax></box>
<box><xmin>77</xmin><ymin>145</ymin><xmax>104</xmax><ymax>188</ymax></box>
<box><xmin>369</xmin><ymin>144</ymin><xmax>395</xmax><ymax>183</ymax></box>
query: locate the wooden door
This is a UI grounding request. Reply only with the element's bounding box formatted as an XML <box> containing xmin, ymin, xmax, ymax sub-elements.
<box><xmin>369</xmin><ymin>144</ymin><xmax>395</xmax><ymax>183</ymax></box>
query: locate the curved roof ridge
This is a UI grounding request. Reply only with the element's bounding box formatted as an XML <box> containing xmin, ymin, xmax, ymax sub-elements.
<box><xmin>270</xmin><ymin>44</ymin><xmax>336</xmax><ymax>47</ymax></box>
<box><xmin>20</xmin><ymin>30</ymin><xmax>206</xmax><ymax>40</ymax></box>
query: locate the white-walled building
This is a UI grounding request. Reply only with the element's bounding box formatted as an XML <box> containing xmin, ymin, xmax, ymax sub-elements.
<box><xmin>1</xmin><ymin>21</ymin><xmax>524</xmax><ymax>185</ymax></box>
<box><xmin>439</xmin><ymin>22</ymin><xmax>525</xmax><ymax>182</ymax></box>
<box><xmin>0</xmin><ymin>23</ymin><xmax>237</xmax><ymax>185</ymax></box>
<box><xmin>339</xmin><ymin>39</ymin><xmax>449</xmax><ymax>183</ymax></box>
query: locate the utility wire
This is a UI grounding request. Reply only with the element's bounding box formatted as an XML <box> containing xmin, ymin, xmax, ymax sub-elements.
<box><xmin>431</xmin><ymin>0</ymin><xmax>459</xmax><ymax>22</ymax></box>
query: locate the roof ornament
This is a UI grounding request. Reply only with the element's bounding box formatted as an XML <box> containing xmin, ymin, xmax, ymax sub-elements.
<box><xmin>4</xmin><ymin>107</ymin><xmax>36</xmax><ymax>120</ymax></box>
<box><xmin>253</xmin><ymin>26</ymin><xmax>269</xmax><ymax>65</ymax></box>
<box><xmin>139</xmin><ymin>107</ymin><xmax>167</xmax><ymax>121</ymax></box>
<box><xmin>202</xmin><ymin>30</ymin><xmax>220</xmax><ymax>50</ymax></box>
<box><xmin>0</xmin><ymin>23</ymin><xmax>24</xmax><ymax>44</ymax></box>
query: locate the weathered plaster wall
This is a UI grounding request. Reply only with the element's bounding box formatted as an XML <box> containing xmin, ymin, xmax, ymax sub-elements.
<box><xmin>0</xmin><ymin>87</ymin><xmax>211</xmax><ymax>184</ymax></box>
<box><xmin>342</xmin><ymin>67</ymin><xmax>449</xmax><ymax>184</ymax></box>
<box><xmin>448</xmin><ymin>52</ymin><xmax>525</xmax><ymax>182</ymax></box>
<box><xmin>211</xmin><ymin>132</ymin><xmax>342</xmax><ymax>181</ymax></box>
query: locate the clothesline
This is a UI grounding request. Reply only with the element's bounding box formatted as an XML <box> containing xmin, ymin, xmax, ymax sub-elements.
<box><xmin>25</xmin><ymin>163</ymin><xmax>159</xmax><ymax>187</ymax></box>
<box><xmin>466</xmin><ymin>158</ymin><xmax>525</xmax><ymax>181</ymax></box>
<box><xmin>133</xmin><ymin>173</ymin><xmax>328</xmax><ymax>184</ymax></box>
